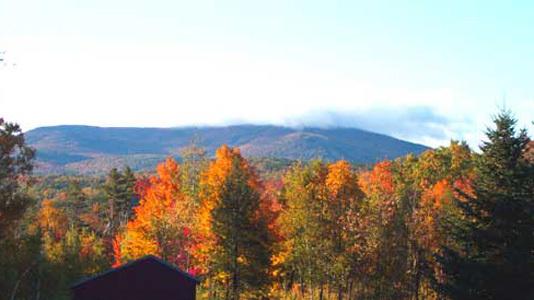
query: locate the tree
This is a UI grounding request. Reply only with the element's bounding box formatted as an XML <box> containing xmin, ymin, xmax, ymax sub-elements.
<box><xmin>0</xmin><ymin>118</ymin><xmax>37</xmax><ymax>300</ymax></box>
<box><xmin>180</xmin><ymin>140</ymin><xmax>208</xmax><ymax>205</ymax></box>
<box><xmin>121</xmin><ymin>166</ymin><xmax>137</xmax><ymax>216</ymax></box>
<box><xmin>61</xmin><ymin>180</ymin><xmax>89</xmax><ymax>228</ymax></box>
<box><xmin>115</xmin><ymin>158</ymin><xmax>199</xmax><ymax>273</ymax></box>
<box><xmin>103</xmin><ymin>167</ymin><xmax>136</xmax><ymax>235</ymax></box>
<box><xmin>274</xmin><ymin>160</ymin><xmax>365</xmax><ymax>299</ymax></box>
<box><xmin>0</xmin><ymin>118</ymin><xmax>35</xmax><ymax>239</ymax></box>
<box><xmin>360</xmin><ymin>160</ymin><xmax>412</xmax><ymax>298</ymax></box>
<box><xmin>199</xmin><ymin>145</ymin><xmax>272</xmax><ymax>299</ymax></box>
<box><xmin>324</xmin><ymin>161</ymin><xmax>365</xmax><ymax>299</ymax></box>
<box><xmin>438</xmin><ymin>111</ymin><xmax>534</xmax><ymax>299</ymax></box>
<box><xmin>274</xmin><ymin>161</ymin><xmax>328</xmax><ymax>298</ymax></box>
<box><xmin>33</xmin><ymin>198</ymin><xmax>108</xmax><ymax>299</ymax></box>
<box><xmin>407</xmin><ymin>142</ymin><xmax>474</xmax><ymax>298</ymax></box>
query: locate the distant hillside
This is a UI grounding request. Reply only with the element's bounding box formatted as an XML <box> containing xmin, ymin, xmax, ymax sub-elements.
<box><xmin>26</xmin><ymin>125</ymin><xmax>430</xmax><ymax>174</ymax></box>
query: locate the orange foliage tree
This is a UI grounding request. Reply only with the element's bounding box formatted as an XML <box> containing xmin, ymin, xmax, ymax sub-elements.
<box><xmin>37</xmin><ymin>198</ymin><xmax>108</xmax><ymax>297</ymax></box>
<box><xmin>114</xmin><ymin>158</ymin><xmax>200</xmax><ymax>274</ymax></box>
<box><xmin>410</xmin><ymin>142</ymin><xmax>475</xmax><ymax>294</ymax></box>
<box><xmin>324</xmin><ymin>160</ymin><xmax>365</xmax><ymax>298</ymax></box>
<box><xmin>197</xmin><ymin>145</ymin><xmax>272</xmax><ymax>299</ymax></box>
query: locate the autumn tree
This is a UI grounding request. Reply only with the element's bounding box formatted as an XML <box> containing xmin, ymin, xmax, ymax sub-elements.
<box><xmin>115</xmin><ymin>158</ymin><xmax>199</xmax><ymax>273</ymax></box>
<box><xmin>438</xmin><ymin>111</ymin><xmax>534</xmax><ymax>299</ymax></box>
<box><xmin>199</xmin><ymin>145</ymin><xmax>272</xmax><ymax>299</ymax></box>
<box><xmin>323</xmin><ymin>160</ymin><xmax>365</xmax><ymax>299</ymax></box>
<box><xmin>407</xmin><ymin>142</ymin><xmax>474</xmax><ymax>298</ymax></box>
<box><xmin>274</xmin><ymin>161</ymin><xmax>328</xmax><ymax>298</ymax></box>
<box><xmin>274</xmin><ymin>160</ymin><xmax>367</xmax><ymax>299</ymax></box>
<box><xmin>34</xmin><ymin>198</ymin><xmax>108</xmax><ymax>299</ymax></box>
<box><xmin>342</xmin><ymin>141</ymin><xmax>476</xmax><ymax>299</ymax></box>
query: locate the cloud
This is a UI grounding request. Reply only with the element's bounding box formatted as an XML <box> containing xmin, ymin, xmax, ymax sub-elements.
<box><xmin>282</xmin><ymin>106</ymin><xmax>473</xmax><ymax>147</ymax></box>
<box><xmin>3</xmin><ymin>37</ymin><xmax>529</xmax><ymax>151</ymax></box>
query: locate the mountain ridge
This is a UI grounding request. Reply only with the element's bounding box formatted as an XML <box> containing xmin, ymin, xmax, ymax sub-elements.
<box><xmin>26</xmin><ymin>124</ymin><xmax>430</xmax><ymax>174</ymax></box>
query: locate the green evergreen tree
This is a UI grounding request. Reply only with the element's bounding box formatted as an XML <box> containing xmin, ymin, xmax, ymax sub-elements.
<box><xmin>64</xmin><ymin>180</ymin><xmax>88</xmax><ymax>228</ymax></box>
<box><xmin>437</xmin><ymin>110</ymin><xmax>534</xmax><ymax>299</ymax></box>
<box><xmin>119</xmin><ymin>166</ymin><xmax>136</xmax><ymax>226</ymax></box>
<box><xmin>103</xmin><ymin>167</ymin><xmax>136</xmax><ymax>235</ymax></box>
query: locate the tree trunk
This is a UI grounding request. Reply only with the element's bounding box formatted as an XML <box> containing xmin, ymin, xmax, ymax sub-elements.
<box><xmin>347</xmin><ymin>279</ymin><xmax>353</xmax><ymax>300</ymax></box>
<box><xmin>35</xmin><ymin>276</ymin><xmax>41</xmax><ymax>300</ymax></box>
<box><xmin>300</xmin><ymin>275</ymin><xmax>305</xmax><ymax>297</ymax></box>
<box><xmin>232</xmin><ymin>242</ymin><xmax>239</xmax><ymax>300</ymax></box>
<box><xmin>10</xmin><ymin>262</ymin><xmax>35</xmax><ymax>300</ymax></box>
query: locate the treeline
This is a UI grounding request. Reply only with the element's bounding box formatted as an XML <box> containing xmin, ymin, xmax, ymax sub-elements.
<box><xmin>0</xmin><ymin>112</ymin><xmax>533</xmax><ymax>300</ymax></box>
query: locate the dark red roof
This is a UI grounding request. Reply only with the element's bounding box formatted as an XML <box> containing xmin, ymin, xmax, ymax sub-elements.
<box><xmin>71</xmin><ymin>255</ymin><xmax>199</xmax><ymax>300</ymax></box>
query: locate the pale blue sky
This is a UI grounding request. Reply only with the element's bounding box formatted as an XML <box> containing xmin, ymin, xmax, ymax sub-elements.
<box><xmin>1</xmin><ymin>0</ymin><xmax>533</xmax><ymax>148</ymax></box>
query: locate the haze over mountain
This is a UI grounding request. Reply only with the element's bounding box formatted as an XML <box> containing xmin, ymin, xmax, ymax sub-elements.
<box><xmin>26</xmin><ymin>125</ymin><xmax>429</xmax><ymax>174</ymax></box>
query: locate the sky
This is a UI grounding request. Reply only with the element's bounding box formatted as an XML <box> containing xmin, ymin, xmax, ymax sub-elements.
<box><xmin>0</xmin><ymin>0</ymin><xmax>533</xmax><ymax>149</ymax></box>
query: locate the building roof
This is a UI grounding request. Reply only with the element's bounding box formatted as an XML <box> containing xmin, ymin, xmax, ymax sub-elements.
<box><xmin>71</xmin><ymin>255</ymin><xmax>199</xmax><ymax>289</ymax></box>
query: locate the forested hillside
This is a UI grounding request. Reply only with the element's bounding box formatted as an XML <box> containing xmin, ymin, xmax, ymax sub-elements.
<box><xmin>26</xmin><ymin>125</ymin><xmax>428</xmax><ymax>174</ymax></box>
<box><xmin>1</xmin><ymin>112</ymin><xmax>533</xmax><ymax>300</ymax></box>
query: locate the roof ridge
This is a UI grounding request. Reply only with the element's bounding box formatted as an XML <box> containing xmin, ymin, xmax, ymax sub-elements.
<box><xmin>71</xmin><ymin>255</ymin><xmax>199</xmax><ymax>289</ymax></box>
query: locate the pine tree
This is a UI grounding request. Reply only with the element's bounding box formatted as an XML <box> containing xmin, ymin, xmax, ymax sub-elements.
<box><xmin>64</xmin><ymin>181</ymin><xmax>88</xmax><ymax>228</ymax></box>
<box><xmin>437</xmin><ymin>110</ymin><xmax>534</xmax><ymax>299</ymax></box>
<box><xmin>104</xmin><ymin>168</ymin><xmax>122</xmax><ymax>234</ymax></box>
<box><xmin>104</xmin><ymin>167</ymin><xmax>136</xmax><ymax>235</ymax></box>
<box><xmin>119</xmin><ymin>166</ymin><xmax>136</xmax><ymax>226</ymax></box>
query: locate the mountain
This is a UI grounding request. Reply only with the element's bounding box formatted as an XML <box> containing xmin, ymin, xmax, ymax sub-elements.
<box><xmin>25</xmin><ymin>125</ymin><xmax>430</xmax><ymax>174</ymax></box>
